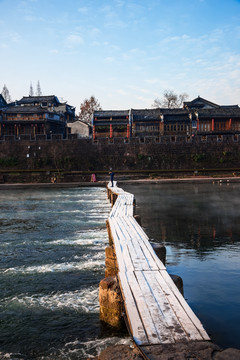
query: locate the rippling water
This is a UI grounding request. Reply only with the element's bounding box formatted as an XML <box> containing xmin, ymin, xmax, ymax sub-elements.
<box><xmin>1</xmin><ymin>183</ymin><xmax>240</xmax><ymax>358</ymax></box>
<box><xmin>0</xmin><ymin>187</ymin><xmax>129</xmax><ymax>360</ymax></box>
<box><xmin>124</xmin><ymin>182</ymin><xmax>240</xmax><ymax>350</ymax></box>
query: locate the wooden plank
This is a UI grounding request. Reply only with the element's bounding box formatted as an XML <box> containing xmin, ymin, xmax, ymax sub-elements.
<box><xmin>113</xmin><ymin>217</ymin><xmax>146</xmax><ymax>271</ymax></box>
<box><xmin>118</xmin><ymin>271</ymin><xmax>149</xmax><ymax>345</ymax></box>
<box><xmin>127</xmin><ymin>271</ymin><xmax>162</xmax><ymax>344</ymax></box>
<box><xmin>120</xmin><ymin>216</ymin><xmax>157</xmax><ymax>270</ymax></box>
<box><xmin>117</xmin><ymin>217</ymin><xmax>151</xmax><ymax>271</ymax></box>
<box><xmin>153</xmin><ymin>270</ymin><xmax>207</xmax><ymax>341</ymax></box>
<box><xmin>128</xmin><ymin>216</ymin><xmax>166</xmax><ymax>270</ymax></box>
<box><xmin>160</xmin><ymin>270</ymin><xmax>210</xmax><ymax>341</ymax></box>
<box><xmin>121</xmin><ymin>217</ymin><xmax>159</xmax><ymax>271</ymax></box>
<box><xmin>107</xmin><ymin>181</ymin><xmax>210</xmax><ymax>346</ymax></box>
<box><xmin>110</xmin><ymin>217</ymin><xmax>134</xmax><ymax>272</ymax></box>
<box><xmin>143</xmin><ymin>270</ymin><xmax>191</xmax><ymax>342</ymax></box>
<box><xmin>134</xmin><ymin>270</ymin><xmax>176</xmax><ymax>344</ymax></box>
<box><xmin>108</xmin><ymin>218</ymin><xmax>126</xmax><ymax>273</ymax></box>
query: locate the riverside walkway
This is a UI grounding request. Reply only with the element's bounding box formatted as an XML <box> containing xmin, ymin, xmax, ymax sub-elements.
<box><xmin>106</xmin><ymin>181</ymin><xmax>210</xmax><ymax>356</ymax></box>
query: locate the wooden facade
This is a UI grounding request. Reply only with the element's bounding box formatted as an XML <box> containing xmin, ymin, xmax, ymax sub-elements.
<box><xmin>17</xmin><ymin>95</ymin><xmax>76</xmax><ymax>123</ymax></box>
<box><xmin>93</xmin><ymin>97</ymin><xmax>240</xmax><ymax>139</ymax></box>
<box><xmin>0</xmin><ymin>107</ymin><xmax>66</xmax><ymax>139</ymax></box>
<box><xmin>0</xmin><ymin>95</ymin><xmax>75</xmax><ymax>139</ymax></box>
<box><xmin>93</xmin><ymin>110</ymin><xmax>130</xmax><ymax>140</ymax></box>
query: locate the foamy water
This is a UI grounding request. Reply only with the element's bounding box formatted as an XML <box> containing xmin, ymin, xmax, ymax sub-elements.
<box><xmin>0</xmin><ymin>187</ymin><xmax>129</xmax><ymax>359</ymax></box>
<box><xmin>2</xmin><ymin>287</ymin><xmax>100</xmax><ymax>313</ymax></box>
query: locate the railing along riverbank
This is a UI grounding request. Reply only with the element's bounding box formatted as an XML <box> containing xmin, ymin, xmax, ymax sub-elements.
<box><xmin>104</xmin><ymin>181</ymin><xmax>210</xmax><ymax>358</ymax></box>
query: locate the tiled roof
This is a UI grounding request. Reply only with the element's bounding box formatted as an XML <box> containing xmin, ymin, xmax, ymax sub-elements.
<box><xmin>0</xmin><ymin>94</ymin><xmax>7</xmax><ymax>108</ymax></box>
<box><xmin>184</xmin><ymin>96</ymin><xmax>239</xmax><ymax>109</ymax></box>
<box><xmin>4</xmin><ymin>106</ymin><xmax>50</xmax><ymax>114</ymax></box>
<box><xmin>132</xmin><ymin>108</ymin><xmax>189</xmax><ymax>121</ymax></box>
<box><xmin>17</xmin><ymin>95</ymin><xmax>60</xmax><ymax>105</ymax></box>
<box><xmin>94</xmin><ymin>110</ymin><xmax>129</xmax><ymax>117</ymax></box>
<box><xmin>197</xmin><ymin>108</ymin><xmax>240</xmax><ymax>117</ymax></box>
<box><xmin>184</xmin><ymin>96</ymin><xmax>220</xmax><ymax>109</ymax></box>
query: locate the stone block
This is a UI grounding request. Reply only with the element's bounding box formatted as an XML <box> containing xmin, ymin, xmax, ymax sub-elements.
<box><xmin>150</xmin><ymin>242</ymin><xmax>166</xmax><ymax>265</ymax></box>
<box><xmin>99</xmin><ymin>276</ymin><xmax>123</xmax><ymax>328</ymax></box>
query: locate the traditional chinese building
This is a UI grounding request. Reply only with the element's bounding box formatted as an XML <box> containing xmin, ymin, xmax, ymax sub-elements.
<box><xmin>0</xmin><ymin>106</ymin><xmax>65</xmax><ymax>138</ymax></box>
<box><xmin>93</xmin><ymin>110</ymin><xmax>130</xmax><ymax>140</ymax></box>
<box><xmin>131</xmin><ymin>108</ymin><xmax>191</xmax><ymax>138</ymax></box>
<box><xmin>184</xmin><ymin>97</ymin><xmax>240</xmax><ymax>135</ymax></box>
<box><xmin>0</xmin><ymin>95</ymin><xmax>75</xmax><ymax>139</ymax></box>
<box><xmin>17</xmin><ymin>95</ymin><xmax>75</xmax><ymax>122</ymax></box>
<box><xmin>92</xmin><ymin>97</ymin><xmax>240</xmax><ymax>139</ymax></box>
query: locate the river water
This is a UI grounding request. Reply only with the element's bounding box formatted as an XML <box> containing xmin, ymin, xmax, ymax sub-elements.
<box><xmin>0</xmin><ymin>184</ymin><xmax>239</xmax><ymax>359</ymax></box>
<box><xmin>0</xmin><ymin>187</ymin><xmax>129</xmax><ymax>360</ymax></box>
<box><xmin>124</xmin><ymin>182</ymin><xmax>240</xmax><ymax>350</ymax></box>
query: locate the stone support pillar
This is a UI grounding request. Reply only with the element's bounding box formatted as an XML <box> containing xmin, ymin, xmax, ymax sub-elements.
<box><xmin>134</xmin><ymin>214</ymin><xmax>141</xmax><ymax>226</ymax></box>
<box><xmin>99</xmin><ymin>276</ymin><xmax>123</xmax><ymax>328</ymax></box>
<box><xmin>105</xmin><ymin>245</ymin><xmax>118</xmax><ymax>277</ymax></box>
<box><xmin>106</xmin><ymin>219</ymin><xmax>113</xmax><ymax>246</ymax></box>
<box><xmin>150</xmin><ymin>242</ymin><xmax>166</xmax><ymax>265</ymax></box>
<box><xmin>170</xmin><ymin>274</ymin><xmax>184</xmax><ymax>296</ymax></box>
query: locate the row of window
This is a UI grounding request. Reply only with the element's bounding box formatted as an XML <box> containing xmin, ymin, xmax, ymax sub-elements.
<box><xmin>95</xmin><ymin>121</ymin><xmax>240</xmax><ymax>133</ymax></box>
<box><xmin>0</xmin><ymin>125</ymin><xmax>45</xmax><ymax>136</ymax></box>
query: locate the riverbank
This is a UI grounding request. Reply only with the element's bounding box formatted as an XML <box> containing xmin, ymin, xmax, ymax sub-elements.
<box><xmin>90</xmin><ymin>342</ymin><xmax>240</xmax><ymax>360</ymax></box>
<box><xmin>1</xmin><ymin>175</ymin><xmax>240</xmax><ymax>189</ymax></box>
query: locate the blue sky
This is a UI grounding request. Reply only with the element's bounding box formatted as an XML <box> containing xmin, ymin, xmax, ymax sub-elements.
<box><xmin>0</xmin><ymin>0</ymin><xmax>240</xmax><ymax>111</ymax></box>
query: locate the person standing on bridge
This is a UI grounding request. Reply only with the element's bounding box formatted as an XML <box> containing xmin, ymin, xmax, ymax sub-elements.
<box><xmin>109</xmin><ymin>170</ymin><xmax>114</xmax><ymax>187</ymax></box>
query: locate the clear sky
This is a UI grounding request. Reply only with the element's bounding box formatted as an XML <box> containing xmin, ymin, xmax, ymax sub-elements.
<box><xmin>1</xmin><ymin>0</ymin><xmax>240</xmax><ymax>111</ymax></box>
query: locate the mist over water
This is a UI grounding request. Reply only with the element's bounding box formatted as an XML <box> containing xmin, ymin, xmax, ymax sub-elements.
<box><xmin>124</xmin><ymin>182</ymin><xmax>240</xmax><ymax>350</ymax></box>
<box><xmin>0</xmin><ymin>187</ymin><xmax>129</xmax><ymax>360</ymax></box>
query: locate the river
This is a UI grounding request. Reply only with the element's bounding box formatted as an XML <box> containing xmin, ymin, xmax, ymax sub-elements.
<box><xmin>124</xmin><ymin>181</ymin><xmax>240</xmax><ymax>350</ymax></box>
<box><xmin>0</xmin><ymin>187</ymin><xmax>129</xmax><ymax>360</ymax></box>
<box><xmin>0</xmin><ymin>183</ymin><xmax>239</xmax><ymax>359</ymax></box>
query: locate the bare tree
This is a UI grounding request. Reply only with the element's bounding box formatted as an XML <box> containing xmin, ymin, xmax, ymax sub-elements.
<box><xmin>79</xmin><ymin>95</ymin><xmax>102</xmax><ymax>124</ymax></box>
<box><xmin>29</xmin><ymin>82</ymin><xmax>34</xmax><ymax>96</ymax></box>
<box><xmin>152</xmin><ymin>90</ymin><xmax>188</xmax><ymax>108</ymax></box>
<box><xmin>36</xmin><ymin>80</ymin><xmax>42</xmax><ymax>96</ymax></box>
<box><xmin>1</xmin><ymin>84</ymin><xmax>12</xmax><ymax>103</ymax></box>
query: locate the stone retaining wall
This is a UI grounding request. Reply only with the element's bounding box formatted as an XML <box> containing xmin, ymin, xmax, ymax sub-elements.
<box><xmin>1</xmin><ymin>135</ymin><xmax>240</xmax><ymax>175</ymax></box>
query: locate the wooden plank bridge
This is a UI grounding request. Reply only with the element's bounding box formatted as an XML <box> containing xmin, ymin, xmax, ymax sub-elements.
<box><xmin>106</xmin><ymin>181</ymin><xmax>210</xmax><ymax>357</ymax></box>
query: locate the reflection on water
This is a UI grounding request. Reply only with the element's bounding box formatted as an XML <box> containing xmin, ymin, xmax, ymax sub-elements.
<box><xmin>124</xmin><ymin>182</ymin><xmax>240</xmax><ymax>350</ymax></box>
